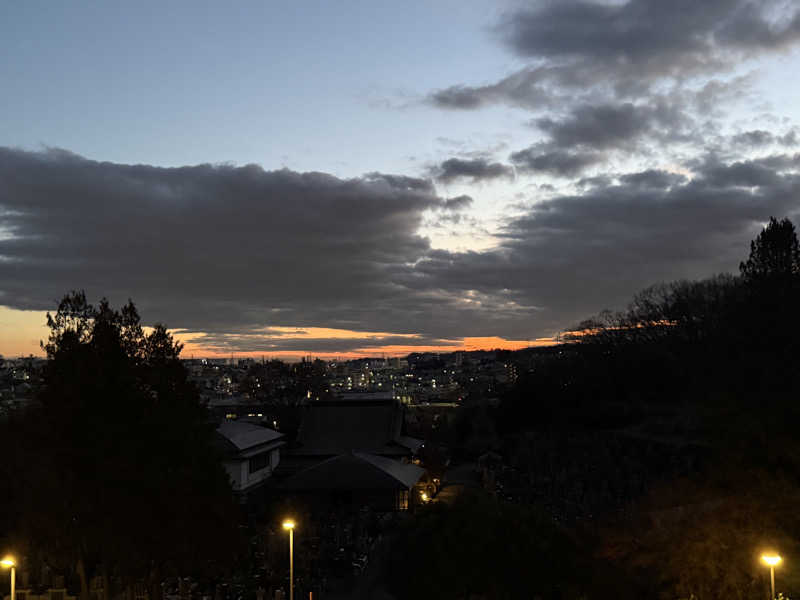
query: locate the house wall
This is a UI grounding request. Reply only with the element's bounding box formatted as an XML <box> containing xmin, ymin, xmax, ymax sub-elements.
<box><xmin>223</xmin><ymin>459</ymin><xmax>245</xmax><ymax>491</ymax></box>
<box><xmin>225</xmin><ymin>447</ymin><xmax>282</xmax><ymax>492</ymax></box>
<box><xmin>243</xmin><ymin>451</ymin><xmax>272</xmax><ymax>489</ymax></box>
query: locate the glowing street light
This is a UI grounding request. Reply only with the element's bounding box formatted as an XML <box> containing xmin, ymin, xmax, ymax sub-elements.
<box><xmin>1</xmin><ymin>556</ymin><xmax>15</xmax><ymax>600</ymax></box>
<box><xmin>762</xmin><ymin>553</ymin><xmax>782</xmax><ymax>599</ymax></box>
<box><xmin>282</xmin><ymin>520</ymin><xmax>295</xmax><ymax>600</ymax></box>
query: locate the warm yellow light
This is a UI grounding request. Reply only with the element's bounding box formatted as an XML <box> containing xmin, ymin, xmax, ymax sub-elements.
<box><xmin>282</xmin><ymin>519</ymin><xmax>295</xmax><ymax>530</ymax></box>
<box><xmin>420</xmin><ymin>492</ymin><xmax>429</xmax><ymax>502</ymax></box>
<box><xmin>0</xmin><ymin>557</ymin><xmax>14</xmax><ymax>568</ymax></box>
<box><xmin>762</xmin><ymin>554</ymin><xmax>782</xmax><ymax>567</ymax></box>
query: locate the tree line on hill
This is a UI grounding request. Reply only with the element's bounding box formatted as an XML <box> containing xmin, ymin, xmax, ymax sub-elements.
<box><xmin>387</xmin><ymin>217</ymin><xmax>800</xmax><ymax>599</ymax></box>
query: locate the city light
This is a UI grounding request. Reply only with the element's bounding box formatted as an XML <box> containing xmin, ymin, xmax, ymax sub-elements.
<box><xmin>763</xmin><ymin>554</ymin><xmax>782</xmax><ymax>567</ymax></box>
<box><xmin>0</xmin><ymin>558</ymin><xmax>14</xmax><ymax>568</ymax></box>
<box><xmin>282</xmin><ymin>519</ymin><xmax>295</xmax><ymax>530</ymax></box>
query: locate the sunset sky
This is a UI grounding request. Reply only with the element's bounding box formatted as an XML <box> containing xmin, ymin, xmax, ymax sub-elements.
<box><xmin>3</xmin><ymin>0</ymin><xmax>800</xmax><ymax>359</ymax></box>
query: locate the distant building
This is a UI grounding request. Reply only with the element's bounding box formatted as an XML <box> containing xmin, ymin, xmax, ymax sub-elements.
<box><xmin>338</xmin><ymin>390</ymin><xmax>394</xmax><ymax>402</ymax></box>
<box><xmin>215</xmin><ymin>421</ymin><xmax>285</xmax><ymax>495</ymax></box>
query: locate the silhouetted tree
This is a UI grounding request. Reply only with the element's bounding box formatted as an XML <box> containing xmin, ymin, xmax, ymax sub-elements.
<box><xmin>385</xmin><ymin>491</ymin><xmax>591</xmax><ymax>599</ymax></box>
<box><xmin>491</xmin><ymin>218</ymin><xmax>800</xmax><ymax>597</ymax></box>
<box><xmin>740</xmin><ymin>216</ymin><xmax>800</xmax><ymax>283</ymax></box>
<box><xmin>2</xmin><ymin>292</ymin><xmax>241</xmax><ymax>600</ymax></box>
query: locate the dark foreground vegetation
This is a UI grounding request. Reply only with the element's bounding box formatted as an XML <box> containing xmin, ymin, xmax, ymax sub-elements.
<box><xmin>3</xmin><ymin>217</ymin><xmax>800</xmax><ymax>599</ymax></box>
<box><xmin>393</xmin><ymin>217</ymin><xmax>800</xmax><ymax>599</ymax></box>
<box><xmin>0</xmin><ymin>295</ymin><xmax>243</xmax><ymax>599</ymax></box>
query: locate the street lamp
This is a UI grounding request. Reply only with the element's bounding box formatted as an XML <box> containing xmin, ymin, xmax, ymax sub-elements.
<box><xmin>1</xmin><ymin>557</ymin><xmax>15</xmax><ymax>600</ymax></box>
<box><xmin>282</xmin><ymin>520</ymin><xmax>295</xmax><ymax>600</ymax></box>
<box><xmin>762</xmin><ymin>553</ymin><xmax>782</xmax><ymax>599</ymax></box>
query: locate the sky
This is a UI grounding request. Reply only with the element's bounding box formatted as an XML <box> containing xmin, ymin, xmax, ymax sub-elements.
<box><xmin>2</xmin><ymin>0</ymin><xmax>800</xmax><ymax>359</ymax></box>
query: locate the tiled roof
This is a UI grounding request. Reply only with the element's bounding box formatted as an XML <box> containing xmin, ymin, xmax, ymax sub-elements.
<box><xmin>281</xmin><ymin>451</ymin><xmax>425</xmax><ymax>491</ymax></box>
<box><xmin>216</xmin><ymin>421</ymin><xmax>283</xmax><ymax>451</ymax></box>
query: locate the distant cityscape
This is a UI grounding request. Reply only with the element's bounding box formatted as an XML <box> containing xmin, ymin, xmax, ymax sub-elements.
<box><xmin>0</xmin><ymin>348</ymin><xmax>536</xmax><ymax>412</ymax></box>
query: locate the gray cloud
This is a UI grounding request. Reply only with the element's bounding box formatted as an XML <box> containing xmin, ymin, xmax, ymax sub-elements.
<box><xmin>534</xmin><ymin>100</ymin><xmax>693</xmax><ymax>150</ymax></box>
<box><xmin>509</xmin><ymin>146</ymin><xmax>603</xmax><ymax>177</ymax></box>
<box><xmin>441</xmin><ymin>195</ymin><xmax>474</xmax><ymax>210</ymax></box>
<box><xmin>424</xmin><ymin>1</ymin><xmax>799</xmax><ymax>186</ymax></box>
<box><xmin>428</xmin><ymin>0</ymin><xmax>800</xmax><ymax>110</ymax></box>
<box><xmin>504</xmin><ymin>0</ymin><xmax>800</xmax><ymax>87</ymax></box>
<box><xmin>0</xmin><ymin>148</ymin><xmax>431</xmax><ymax>329</ymax></box>
<box><xmin>0</xmin><ymin>148</ymin><xmax>540</xmax><ymax>344</ymax></box>
<box><xmin>780</xmin><ymin>130</ymin><xmax>799</xmax><ymax>146</ymax></box>
<box><xmin>178</xmin><ymin>332</ymin><xmax>451</xmax><ymax>354</ymax></box>
<box><xmin>431</xmin><ymin>158</ymin><xmax>514</xmax><ymax>183</ymax></box>
<box><xmin>618</xmin><ymin>170</ymin><xmax>688</xmax><ymax>189</ymax></box>
<box><xmin>731</xmin><ymin>129</ymin><xmax>775</xmax><ymax>147</ymax></box>
<box><xmin>410</xmin><ymin>154</ymin><xmax>800</xmax><ymax>332</ymax></box>
<box><xmin>3</xmin><ymin>148</ymin><xmax>800</xmax><ymax>350</ymax></box>
<box><xmin>429</xmin><ymin>66</ymin><xmax>562</xmax><ymax>111</ymax></box>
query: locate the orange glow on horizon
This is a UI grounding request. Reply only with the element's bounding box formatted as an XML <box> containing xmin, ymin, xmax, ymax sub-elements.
<box><xmin>0</xmin><ymin>305</ymin><xmax>560</xmax><ymax>361</ymax></box>
<box><xmin>176</xmin><ymin>334</ymin><xmax>557</xmax><ymax>361</ymax></box>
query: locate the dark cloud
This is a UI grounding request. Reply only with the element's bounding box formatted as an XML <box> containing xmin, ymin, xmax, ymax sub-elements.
<box><xmin>577</xmin><ymin>175</ymin><xmax>614</xmax><ymax>189</ymax></box>
<box><xmin>534</xmin><ymin>104</ymin><xmax>650</xmax><ymax>149</ymax></box>
<box><xmin>702</xmin><ymin>157</ymin><xmax>786</xmax><ymax>188</ymax></box>
<box><xmin>0</xmin><ymin>148</ymin><xmax>541</xmax><ymax>343</ymax></box>
<box><xmin>423</xmin><ymin>0</ymin><xmax>799</xmax><ymax>188</ymax></box>
<box><xmin>504</xmin><ymin>0</ymin><xmax>800</xmax><ymax>84</ymax></box>
<box><xmin>534</xmin><ymin>101</ymin><xmax>694</xmax><ymax>150</ymax></box>
<box><xmin>3</xmin><ymin>148</ymin><xmax>800</xmax><ymax>348</ymax></box>
<box><xmin>429</xmin><ymin>66</ymin><xmax>564</xmax><ymax>111</ymax></box>
<box><xmin>441</xmin><ymin>195</ymin><xmax>473</xmax><ymax>211</ymax></box>
<box><xmin>618</xmin><ymin>170</ymin><xmax>688</xmax><ymax>189</ymax></box>
<box><xmin>410</xmin><ymin>155</ymin><xmax>800</xmax><ymax>332</ymax></box>
<box><xmin>715</xmin><ymin>3</ymin><xmax>800</xmax><ymax>50</ymax></box>
<box><xmin>431</xmin><ymin>158</ymin><xmax>514</xmax><ymax>183</ymax></box>
<box><xmin>780</xmin><ymin>130</ymin><xmax>799</xmax><ymax>146</ymax></box>
<box><xmin>179</xmin><ymin>332</ymin><xmax>450</xmax><ymax>354</ymax></box>
<box><xmin>501</xmin><ymin>94</ymin><xmax>710</xmax><ymax>178</ymax></box>
<box><xmin>731</xmin><ymin>130</ymin><xmax>775</xmax><ymax>147</ymax></box>
<box><xmin>0</xmin><ymin>148</ymin><xmax>439</xmax><ymax>331</ymax></box>
<box><xmin>362</xmin><ymin>172</ymin><xmax>435</xmax><ymax>193</ymax></box>
<box><xmin>430</xmin><ymin>85</ymin><xmax>492</xmax><ymax>110</ymax></box>
<box><xmin>428</xmin><ymin>0</ymin><xmax>800</xmax><ymax>109</ymax></box>
<box><xmin>509</xmin><ymin>146</ymin><xmax>603</xmax><ymax>177</ymax></box>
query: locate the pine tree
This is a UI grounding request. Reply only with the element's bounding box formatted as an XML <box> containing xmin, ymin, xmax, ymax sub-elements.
<box><xmin>739</xmin><ymin>216</ymin><xmax>800</xmax><ymax>283</ymax></box>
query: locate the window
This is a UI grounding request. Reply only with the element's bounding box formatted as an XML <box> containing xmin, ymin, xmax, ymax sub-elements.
<box><xmin>397</xmin><ymin>490</ymin><xmax>408</xmax><ymax>511</ymax></box>
<box><xmin>248</xmin><ymin>452</ymin><xmax>270</xmax><ymax>474</ymax></box>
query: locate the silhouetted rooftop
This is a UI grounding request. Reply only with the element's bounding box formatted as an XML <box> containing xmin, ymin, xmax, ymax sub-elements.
<box><xmin>281</xmin><ymin>451</ymin><xmax>425</xmax><ymax>491</ymax></box>
<box><xmin>293</xmin><ymin>398</ymin><xmax>408</xmax><ymax>455</ymax></box>
<box><xmin>216</xmin><ymin>420</ymin><xmax>284</xmax><ymax>454</ymax></box>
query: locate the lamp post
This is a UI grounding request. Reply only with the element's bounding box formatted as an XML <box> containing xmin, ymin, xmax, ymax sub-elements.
<box><xmin>282</xmin><ymin>520</ymin><xmax>295</xmax><ymax>600</ymax></box>
<box><xmin>1</xmin><ymin>557</ymin><xmax>15</xmax><ymax>600</ymax></box>
<box><xmin>762</xmin><ymin>553</ymin><xmax>782</xmax><ymax>600</ymax></box>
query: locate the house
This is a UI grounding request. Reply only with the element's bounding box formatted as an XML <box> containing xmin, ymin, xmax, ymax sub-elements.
<box><xmin>281</xmin><ymin>451</ymin><xmax>426</xmax><ymax>511</ymax></box>
<box><xmin>215</xmin><ymin>421</ymin><xmax>285</xmax><ymax>494</ymax></box>
<box><xmin>283</xmin><ymin>396</ymin><xmax>422</xmax><ymax>474</ymax></box>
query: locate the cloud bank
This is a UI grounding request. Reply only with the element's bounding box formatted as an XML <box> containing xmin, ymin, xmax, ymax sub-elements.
<box><xmin>2</xmin><ymin>147</ymin><xmax>799</xmax><ymax>353</ymax></box>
